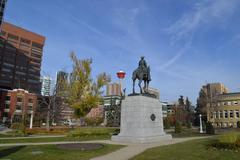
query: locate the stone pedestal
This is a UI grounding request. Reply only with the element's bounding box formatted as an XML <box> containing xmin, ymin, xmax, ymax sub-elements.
<box><xmin>112</xmin><ymin>95</ymin><xmax>172</xmax><ymax>143</ymax></box>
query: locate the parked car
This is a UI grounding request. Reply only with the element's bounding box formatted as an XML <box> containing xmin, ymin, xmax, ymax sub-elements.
<box><xmin>63</xmin><ymin>120</ymin><xmax>76</xmax><ymax>126</ymax></box>
<box><xmin>0</xmin><ymin>124</ymin><xmax>6</xmax><ymax>131</ymax></box>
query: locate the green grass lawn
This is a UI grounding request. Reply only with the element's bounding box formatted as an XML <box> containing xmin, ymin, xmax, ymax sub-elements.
<box><xmin>169</xmin><ymin>128</ymin><xmax>211</xmax><ymax>138</ymax></box>
<box><xmin>0</xmin><ymin>144</ymin><xmax>124</xmax><ymax>160</ymax></box>
<box><xmin>0</xmin><ymin>135</ymin><xmax>111</xmax><ymax>144</ymax></box>
<box><xmin>131</xmin><ymin>138</ymin><xmax>240</xmax><ymax>160</ymax></box>
<box><xmin>0</xmin><ymin>127</ymin><xmax>118</xmax><ymax>144</ymax></box>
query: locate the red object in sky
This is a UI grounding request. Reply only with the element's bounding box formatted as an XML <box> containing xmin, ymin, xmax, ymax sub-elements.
<box><xmin>117</xmin><ymin>70</ymin><xmax>126</xmax><ymax>79</ymax></box>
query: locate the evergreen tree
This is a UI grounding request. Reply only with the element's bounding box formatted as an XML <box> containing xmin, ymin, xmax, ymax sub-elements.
<box><xmin>185</xmin><ymin>97</ymin><xmax>191</xmax><ymax>112</ymax></box>
<box><xmin>178</xmin><ymin>95</ymin><xmax>185</xmax><ymax>106</ymax></box>
<box><xmin>195</xmin><ymin>89</ymin><xmax>208</xmax><ymax>124</ymax></box>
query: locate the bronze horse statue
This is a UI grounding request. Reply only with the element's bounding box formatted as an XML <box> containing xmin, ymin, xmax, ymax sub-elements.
<box><xmin>132</xmin><ymin>66</ymin><xmax>151</xmax><ymax>94</ymax></box>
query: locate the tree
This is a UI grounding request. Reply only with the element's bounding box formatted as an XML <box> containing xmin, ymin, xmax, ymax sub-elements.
<box><xmin>178</xmin><ymin>95</ymin><xmax>185</xmax><ymax>106</ymax></box>
<box><xmin>36</xmin><ymin>75</ymin><xmax>68</xmax><ymax>131</ymax></box>
<box><xmin>185</xmin><ymin>97</ymin><xmax>191</xmax><ymax>112</ymax></box>
<box><xmin>196</xmin><ymin>89</ymin><xmax>208</xmax><ymax>123</ymax></box>
<box><xmin>66</xmin><ymin>52</ymin><xmax>110</xmax><ymax>118</ymax></box>
<box><xmin>185</xmin><ymin>97</ymin><xmax>193</xmax><ymax>127</ymax></box>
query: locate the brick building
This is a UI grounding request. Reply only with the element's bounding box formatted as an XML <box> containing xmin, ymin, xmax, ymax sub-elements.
<box><xmin>0</xmin><ymin>88</ymin><xmax>37</xmax><ymax>128</ymax></box>
<box><xmin>0</xmin><ymin>22</ymin><xmax>45</xmax><ymax>94</ymax></box>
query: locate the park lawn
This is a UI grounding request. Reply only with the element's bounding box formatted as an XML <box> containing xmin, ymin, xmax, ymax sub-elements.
<box><xmin>131</xmin><ymin>138</ymin><xmax>240</xmax><ymax>160</ymax></box>
<box><xmin>0</xmin><ymin>127</ymin><xmax>118</xmax><ymax>144</ymax></box>
<box><xmin>0</xmin><ymin>144</ymin><xmax>124</xmax><ymax>160</ymax></box>
<box><xmin>0</xmin><ymin>135</ymin><xmax>110</xmax><ymax>144</ymax></box>
<box><xmin>169</xmin><ymin>128</ymin><xmax>211</xmax><ymax>138</ymax></box>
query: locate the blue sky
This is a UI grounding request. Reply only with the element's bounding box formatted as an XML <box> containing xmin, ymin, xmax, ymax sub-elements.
<box><xmin>4</xmin><ymin>0</ymin><xmax>240</xmax><ymax>104</ymax></box>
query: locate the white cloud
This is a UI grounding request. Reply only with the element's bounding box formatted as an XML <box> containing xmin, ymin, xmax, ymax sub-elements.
<box><xmin>167</xmin><ymin>0</ymin><xmax>239</xmax><ymax>43</ymax></box>
<box><xmin>157</xmin><ymin>0</ymin><xmax>239</xmax><ymax>76</ymax></box>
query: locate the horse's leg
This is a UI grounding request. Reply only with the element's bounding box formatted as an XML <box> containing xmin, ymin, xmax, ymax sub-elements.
<box><xmin>146</xmin><ymin>80</ymin><xmax>149</xmax><ymax>93</ymax></box>
<box><xmin>138</xmin><ymin>79</ymin><xmax>142</xmax><ymax>94</ymax></box>
<box><xmin>143</xmin><ymin>80</ymin><xmax>147</xmax><ymax>93</ymax></box>
<box><xmin>133</xmin><ymin>78</ymin><xmax>135</xmax><ymax>94</ymax></box>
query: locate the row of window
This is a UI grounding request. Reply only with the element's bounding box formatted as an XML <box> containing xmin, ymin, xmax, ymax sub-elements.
<box><xmin>212</xmin><ymin>110</ymin><xmax>240</xmax><ymax>119</ymax></box>
<box><xmin>213</xmin><ymin>101</ymin><xmax>240</xmax><ymax>107</ymax></box>
<box><xmin>1</xmin><ymin>31</ymin><xmax>43</xmax><ymax>48</ymax></box>
<box><xmin>5</xmin><ymin>96</ymin><xmax>34</xmax><ymax>103</ymax></box>
<box><xmin>4</xmin><ymin>103</ymin><xmax>33</xmax><ymax>110</ymax></box>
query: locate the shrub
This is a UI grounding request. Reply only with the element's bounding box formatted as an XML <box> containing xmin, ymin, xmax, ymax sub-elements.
<box><xmin>67</xmin><ymin>128</ymin><xmax>116</xmax><ymax>138</ymax></box>
<box><xmin>211</xmin><ymin>132</ymin><xmax>240</xmax><ymax>150</ymax></box>
<box><xmin>237</xmin><ymin>121</ymin><xmax>240</xmax><ymax>128</ymax></box>
<box><xmin>175</xmin><ymin>121</ymin><xmax>182</xmax><ymax>133</ymax></box>
<box><xmin>186</xmin><ymin>121</ymin><xmax>192</xmax><ymax>129</ymax></box>
<box><xmin>25</xmin><ymin>128</ymin><xmax>70</xmax><ymax>135</ymax></box>
<box><xmin>85</xmin><ymin>117</ymin><xmax>103</xmax><ymax>126</ymax></box>
<box><xmin>206</xmin><ymin>122</ymin><xmax>215</xmax><ymax>134</ymax></box>
<box><xmin>163</xmin><ymin>117</ymin><xmax>171</xmax><ymax>129</ymax></box>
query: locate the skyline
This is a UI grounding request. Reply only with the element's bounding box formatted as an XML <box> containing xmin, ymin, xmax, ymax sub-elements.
<box><xmin>4</xmin><ymin>0</ymin><xmax>240</xmax><ymax>103</ymax></box>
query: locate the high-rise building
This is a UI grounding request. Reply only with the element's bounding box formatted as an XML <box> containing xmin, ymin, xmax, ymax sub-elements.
<box><xmin>0</xmin><ymin>0</ymin><xmax>7</xmax><ymax>26</ymax></box>
<box><xmin>40</xmin><ymin>76</ymin><xmax>51</xmax><ymax>96</ymax></box>
<box><xmin>56</xmin><ymin>71</ymin><xmax>68</xmax><ymax>94</ymax></box>
<box><xmin>0</xmin><ymin>22</ymin><xmax>45</xmax><ymax>94</ymax></box>
<box><xmin>106</xmin><ymin>83</ymin><xmax>121</xmax><ymax>96</ymax></box>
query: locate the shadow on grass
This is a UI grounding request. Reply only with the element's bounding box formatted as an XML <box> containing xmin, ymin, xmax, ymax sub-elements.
<box><xmin>0</xmin><ymin>146</ymin><xmax>25</xmax><ymax>158</ymax></box>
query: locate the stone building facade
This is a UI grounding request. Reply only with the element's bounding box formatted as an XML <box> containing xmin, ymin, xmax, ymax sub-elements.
<box><xmin>209</xmin><ymin>92</ymin><xmax>240</xmax><ymax>128</ymax></box>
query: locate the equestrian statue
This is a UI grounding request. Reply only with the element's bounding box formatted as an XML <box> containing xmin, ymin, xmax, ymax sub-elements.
<box><xmin>132</xmin><ymin>56</ymin><xmax>151</xmax><ymax>94</ymax></box>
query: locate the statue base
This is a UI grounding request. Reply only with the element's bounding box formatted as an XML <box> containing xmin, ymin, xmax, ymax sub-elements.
<box><xmin>112</xmin><ymin>95</ymin><xmax>172</xmax><ymax>143</ymax></box>
<box><xmin>128</xmin><ymin>93</ymin><xmax>157</xmax><ymax>99</ymax></box>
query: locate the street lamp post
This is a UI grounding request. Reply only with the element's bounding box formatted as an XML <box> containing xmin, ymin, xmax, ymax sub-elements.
<box><xmin>199</xmin><ymin>114</ymin><xmax>203</xmax><ymax>133</ymax></box>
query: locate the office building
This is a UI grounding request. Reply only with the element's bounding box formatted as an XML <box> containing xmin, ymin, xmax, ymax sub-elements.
<box><xmin>0</xmin><ymin>0</ymin><xmax>7</xmax><ymax>26</ymax></box>
<box><xmin>106</xmin><ymin>83</ymin><xmax>121</xmax><ymax>96</ymax></box>
<box><xmin>0</xmin><ymin>22</ymin><xmax>45</xmax><ymax>94</ymax></box>
<box><xmin>56</xmin><ymin>71</ymin><xmax>68</xmax><ymax>94</ymax></box>
<box><xmin>40</xmin><ymin>76</ymin><xmax>51</xmax><ymax>96</ymax></box>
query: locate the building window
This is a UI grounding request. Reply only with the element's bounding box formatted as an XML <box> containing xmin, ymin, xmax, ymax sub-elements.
<box><xmin>32</xmin><ymin>42</ymin><xmax>43</xmax><ymax>49</ymax></box>
<box><xmin>16</xmin><ymin>104</ymin><xmax>22</xmax><ymax>110</ymax></box>
<box><xmin>230</xmin><ymin>110</ymin><xmax>234</xmax><ymax>118</ymax></box>
<box><xmin>219</xmin><ymin>111</ymin><xmax>223</xmax><ymax>118</ymax></box>
<box><xmin>224</xmin><ymin>110</ymin><xmax>228</xmax><ymax>118</ymax></box>
<box><xmin>236</xmin><ymin>110</ymin><xmax>239</xmax><ymax>118</ymax></box>
<box><xmin>1</xmin><ymin>31</ymin><xmax>6</xmax><ymax>36</ymax></box>
<box><xmin>13</xmin><ymin>115</ymin><xmax>21</xmax><ymax>123</ymax></box>
<box><xmin>5</xmin><ymin>96</ymin><xmax>10</xmax><ymax>101</ymax></box>
<box><xmin>17</xmin><ymin>97</ymin><xmax>22</xmax><ymax>102</ymax></box>
<box><xmin>213</xmin><ymin>111</ymin><xmax>216</xmax><ymax>118</ymax></box>
<box><xmin>8</xmin><ymin>33</ymin><xmax>19</xmax><ymax>40</ymax></box>
<box><xmin>29</xmin><ymin>99</ymin><xmax>33</xmax><ymax>103</ymax></box>
<box><xmin>20</xmin><ymin>38</ymin><xmax>30</xmax><ymax>44</ymax></box>
<box><xmin>4</xmin><ymin>104</ymin><xmax>10</xmax><ymax>109</ymax></box>
<box><xmin>28</xmin><ymin>106</ymin><xmax>33</xmax><ymax>110</ymax></box>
